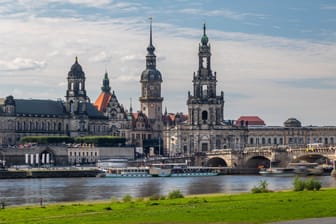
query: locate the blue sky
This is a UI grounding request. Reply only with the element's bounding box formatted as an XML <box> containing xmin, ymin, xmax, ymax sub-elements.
<box><xmin>0</xmin><ymin>0</ymin><xmax>335</xmax><ymax>125</ymax></box>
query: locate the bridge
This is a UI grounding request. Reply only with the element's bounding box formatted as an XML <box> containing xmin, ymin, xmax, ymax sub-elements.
<box><xmin>202</xmin><ymin>146</ymin><xmax>336</xmax><ymax>168</ymax></box>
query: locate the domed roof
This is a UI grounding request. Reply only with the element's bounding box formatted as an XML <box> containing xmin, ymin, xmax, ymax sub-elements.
<box><xmin>5</xmin><ymin>95</ymin><xmax>15</xmax><ymax>106</ymax></box>
<box><xmin>201</xmin><ymin>22</ymin><xmax>209</xmax><ymax>45</ymax></box>
<box><xmin>141</xmin><ymin>68</ymin><xmax>162</xmax><ymax>81</ymax></box>
<box><xmin>68</xmin><ymin>57</ymin><xmax>85</xmax><ymax>78</ymax></box>
<box><xmin>284</xmin><ymin>118</ymin><xmax>301</xmax><ymax>127</ymax></box>
<box><xmin>201</xmin><ymin>34</ymin><xmax>208</xmax><ymax>45</ymax></box>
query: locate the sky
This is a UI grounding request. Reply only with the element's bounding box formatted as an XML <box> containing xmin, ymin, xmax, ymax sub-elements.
<box><xmin>0</xmin><ymin>0</ymin><xmax>335</xmax><ymax>126</ymax></box>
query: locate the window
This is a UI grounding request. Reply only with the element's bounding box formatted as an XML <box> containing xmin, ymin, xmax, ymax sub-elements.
<box><xmin>202</xmin><ymin>111</ymin><xmax>208</xmax><ymax>121</ymax></box>
<box><xmin>274</xmin><ymin>138</ymin><xmax>277</xmax><ymax>145</ymax></box>
<box><xmin>201</xmin><ymin>143</ymin><xmax>208</xmax><ymax>152</ymax></box>
<box><xmin>202</xmin><ymin>85</ymin><xmax>208</xmax><ymax>96</ymax></box>
<box><xmin>250</xmin><ymin>138</ymin><xmax>254</xmax><ymax>145</ymax></box>
<box><xmin>202</xmin><ymin>57</ymin><xmax>207</xmax><ymax>68</ymax></box>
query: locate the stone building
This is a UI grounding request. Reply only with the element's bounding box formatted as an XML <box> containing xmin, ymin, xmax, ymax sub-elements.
<box><xmin>0</xmin><ymin>57</ymin><xmax>109</xmax><ymax>146</ymax></box>
<box><xmin>163</xmin><ymin>24</ymin><xmax>248</xmax><ymax>156</ymax></box>
<box><xmin>1</xmin><ymin>20</ymin><xmax>336</xmax><ymax>163</ymax></box>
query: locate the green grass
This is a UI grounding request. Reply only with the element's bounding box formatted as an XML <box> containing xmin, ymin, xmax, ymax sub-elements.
<box><xmin>1</xmin><ymin>189</ymin><xmax>336</xmax><ymax>224</ymax></box>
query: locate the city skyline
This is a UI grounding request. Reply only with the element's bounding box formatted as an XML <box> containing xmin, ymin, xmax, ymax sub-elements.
<box><xmin>0</xmin><ymin>0</ymin><xmax>335</xmax><ymax>126</ymax></box>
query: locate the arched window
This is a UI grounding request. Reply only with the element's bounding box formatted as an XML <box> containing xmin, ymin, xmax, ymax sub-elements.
<box><xmin>262</xmin><ymin>138</ymin><xmax>266</xmax><ymax>145</ymax></box>
<box><xmin>58</xmin><ymin>122</ymin><xmax>62</xmax><ymax>131</ymax></box>
<box><xmin>250</xmin><ymin>138</ymin><xmax>254</xmax><ymax>145</ymax></box>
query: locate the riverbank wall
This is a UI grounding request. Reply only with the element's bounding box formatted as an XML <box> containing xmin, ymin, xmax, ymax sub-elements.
<box><xmin>0</xmin><ymin>169</ymin><xmax>102</xmax><ymax>179</ymax></box>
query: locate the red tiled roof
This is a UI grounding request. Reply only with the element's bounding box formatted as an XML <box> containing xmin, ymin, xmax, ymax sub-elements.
<box><xmin>236</xmin><ymin>116</ymin><xmax>265</xmax><ymax>126</ymax></box>
<box><xmin>94</xmin><ymin>92</ymin><xmax>111</xmax><ymax>112</ymax></box>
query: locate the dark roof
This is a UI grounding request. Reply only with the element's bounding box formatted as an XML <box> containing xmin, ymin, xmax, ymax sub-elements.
<box><xmin>86</xmin><ymin>103</ymin><xmax>106</xmax><ymax>119</ymax></box>
<box><xmin>68</xmin><ymin>57</ymin><xmax>85</xmax><ymax>79</ymax></box>
<box><xmin>141</xmin><ymin>68</ymin><xmax>162</xmax><ymax>82</ymax></box>
<box><xmin>15</xmin><ymin>99</ymin><xmax>65</xmax><ymax>116</ymax></box>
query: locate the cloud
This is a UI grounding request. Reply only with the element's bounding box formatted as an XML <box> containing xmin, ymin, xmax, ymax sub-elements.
<box><xmin>0</xmin><ymin>57</ymin><xmax>46</xmax><ymax>71</ymax></box>
<box><xmin>274</xmin><ymin>77</ymin><xmax>336</xmax><ymax>90</ymax></box>
<box><xmin>0</xmin><ymin>2</ymin><xmax>335</xmax><ymax>126</ymax></box>
<box><xmin>321</xmin><ymin>5</ymin><xmax>336</xmax><ymax>10</ymax></box>
<box><xmin>178</xmin><ymin>8</ymin><xmax>266</xmax><ymax>20</ymax></box>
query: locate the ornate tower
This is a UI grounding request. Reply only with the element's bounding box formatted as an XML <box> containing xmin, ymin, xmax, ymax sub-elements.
<box><xmin>65</xmin><ymin>57</ymin><xmax>89</xmax><ymax>114</ymax></box>
<box><xmin>187</xmin><ymin>23</ymin><xmax>224</xmax><ymax>127</ymax></box>
<box><xmin>139</xmin><ymin>18</ymin><xmax>163</xmax><ymax>133</ymax></box>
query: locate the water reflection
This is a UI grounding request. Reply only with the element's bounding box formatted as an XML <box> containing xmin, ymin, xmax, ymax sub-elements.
<box><xmin>0</xmin><ymin>175</ymin><xmax>335</xmax><ymax>206</ymax></box>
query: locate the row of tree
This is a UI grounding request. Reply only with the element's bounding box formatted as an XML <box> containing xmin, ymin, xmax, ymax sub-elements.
<box><xmin>20</xmin><ymin>136</ymin><xmax>126</xmax><ymax>147</ymax></box>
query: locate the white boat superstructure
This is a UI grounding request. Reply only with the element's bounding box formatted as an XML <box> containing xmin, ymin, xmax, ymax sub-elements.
<box><xmin>149</xmin><ymin>163</ymin><xmax>219</xmax><ymax>177</ymax></box>
<box><xmin>104</xmin><ymin>167</ymin><xmax>151</xmax><ymax>177</ymax></box>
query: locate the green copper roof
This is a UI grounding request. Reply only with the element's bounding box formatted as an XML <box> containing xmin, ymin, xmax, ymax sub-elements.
<box><xmin>201</xmin><ymin>23</ymin><xmax>208</xmax><ymax>45</ymax></box>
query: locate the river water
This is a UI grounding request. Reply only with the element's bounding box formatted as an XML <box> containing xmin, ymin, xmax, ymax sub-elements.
<box><xmin>1</xmin><ymin>175</ymin><xmax>336</xmax><ymax>206</ymax></box>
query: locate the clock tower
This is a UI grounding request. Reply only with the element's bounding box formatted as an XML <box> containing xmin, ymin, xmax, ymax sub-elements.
<box><xmin>139</xmin><ymin>18</ymin><xmax>163</xmax><ymax>134</ymax></box>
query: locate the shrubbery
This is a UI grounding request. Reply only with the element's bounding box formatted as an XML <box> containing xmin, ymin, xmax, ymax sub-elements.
<box><xmin>293</xmin><ymin>177</ymin><xmax>321</xmax><ymax>191</ymax></box>
<box><xmin>167</xmin><ymin>190</ymin><xmax>184</xmax><ymax>199</ymax></box>
<box><xmin>251</xmin><ymin>180</ymin><xmax>270</xmax><ymax>193</ymax></box>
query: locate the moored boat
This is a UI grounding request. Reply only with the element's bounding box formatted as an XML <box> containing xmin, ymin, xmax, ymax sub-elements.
<box><xmin>149</xmin><ymin>163</ymin><xmax>219</xmax><ymax>177</ymax></box>
<box><xmin>104</xmin><ymin>167</ymin><xmax>151</xmax><ymax>178</ymax></box>
<box><xmin>259</xmin><ymin>167</ymin><xmax>297</xmax><ymax>177</ymax></box>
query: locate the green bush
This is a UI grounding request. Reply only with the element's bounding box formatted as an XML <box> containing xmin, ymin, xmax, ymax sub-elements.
<box><xmin>122</xmin><ymin>194</ymin><xmax>132</xmax><ymax>203</ymax></box>
<box><xmin>314</xmin><ymin>180</ymin><xmax>321</xmax><ymax>191</ymax></box>
<box><xmin>305</xmin><ymin>178</ymin><xmax>315</xmax><ymax>191</ymax></box>
<box><xmin>149</xmin><ymin>194</ymin><xmax>165</xmax><ymax>201</ymax></box>
<box><xmin>20</xmin><ymin>136</ymin><xmax>73</xmax><ymax>144</ymax></box>
<box><xmin>167</xmin><ymin>190</ymin><xmax>184</xmax><ymax>199</ymax></box>
<box><xmin>293</xmin><ymin>176</ymin><xmax>305</xmax><ymax>191</ymax></box>
<box><xmin>74</xmin><ymin>136</ymin><xmax>126</xmax><ymax>147</ymax></box>
<box><xmin>251</xmin><ymin>180</ymin><xmax>269</xmax><ymax>193</ymax></box>
<box><xmin>293</xmin><ymin>177</ymin><xmax>322</xmax><ymax>191</ymax></box>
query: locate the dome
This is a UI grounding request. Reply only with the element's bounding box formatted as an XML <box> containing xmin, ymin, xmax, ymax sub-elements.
<box><xmin>5</xmin><ymin>95</ymin><xmax>15</xmax><ymax>106</ymax></box>
<box><xmin>284</xmin><ymin>118</ymin><xmax>301</xmax><ymax>127</ymax></box>
<box><xmin>201</xmin><ymin>34</ymin><xmax>208</xmax><ymax>45</ymax></box>
<box><xmin>68</xmin><ymin>57</ymin><xmax>85</xmax><ymax>78</ymax></box>
<box><xmin>141</xmin><ymin>68</ymin><xmax>162</xmax><ymax>81</ymax></box>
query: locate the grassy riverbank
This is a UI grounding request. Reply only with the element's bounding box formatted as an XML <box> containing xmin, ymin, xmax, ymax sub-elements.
<box><xmin>1</xmin><ymin>189</ymin><xmax>336</xmax><ymax>224</ymax></box>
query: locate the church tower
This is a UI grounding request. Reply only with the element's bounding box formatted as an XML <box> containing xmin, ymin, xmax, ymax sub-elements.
<box><xmin>187</xmin><ymin>23</ymin><xmax>224</xmax><ymax>127</ymax></box>
<box><xmin>65</xmin><ymin>57</ymin><xmax>89</xmax><ymax>114</ymax></box>
<box><xmin>139</xmin><ymin>18</ymin><xmax>163</xmax><ymax>134</ymax></box>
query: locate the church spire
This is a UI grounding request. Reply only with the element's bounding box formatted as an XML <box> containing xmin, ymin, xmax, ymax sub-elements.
<box><xmin>145</xmin><ymin>17</ymin><xmax>156</xmax><ymax>70</ymax></box>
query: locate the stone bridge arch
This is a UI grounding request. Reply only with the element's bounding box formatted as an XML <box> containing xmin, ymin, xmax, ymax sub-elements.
<box><xmin>206</xmin><ymin>157</ymin><xmax>228</xmax><ymax>167</ymax></box>
<box><xmin>289</xmin><ymin>148</ymin><xmax>336</xmax><ymax>165</ymax></box>
<box><xmin>291</xmin><ymin>153</ymin><xmax>332</xmax><ymax>164</ymax></box>
<box><xmin>244</xmin><ymin>155</ymin><xmax>271</xmax><ymax>169</ymax></box>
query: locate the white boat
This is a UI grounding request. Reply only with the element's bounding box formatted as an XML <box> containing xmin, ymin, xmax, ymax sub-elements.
<box><xmin>149</xmin><ymin>163</ymin><xmax>219</xmax><ymax>177</ymax></box>
<box><xmin>104</xmin><ymin>167</ymin><xmax>151</xmax><ymax>178</ymax></box>
<box><xmin>97</xmin><ymin>158</ymin><xmax>128</xmax><ymax>169</ymax></box>
<box><xmin>259</xmin><ymin>167</ymin><xmax>297</xmax><ymax>177</ymax></box>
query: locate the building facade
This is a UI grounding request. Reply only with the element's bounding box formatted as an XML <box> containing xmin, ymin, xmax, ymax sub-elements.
<box><xmin>1</xmin><ymin>21</ymin><xmax>336</xmax><ymax>161</ymax></box>
<box><xmin>163</xmin><ymin>24</ymin><xmax>248</xmax><ymax>156</ymax></box>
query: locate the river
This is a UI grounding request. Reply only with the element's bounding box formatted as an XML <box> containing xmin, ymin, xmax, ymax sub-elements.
<box><xmin>1</xmin><ymin>175</ymin><xmax>335</xmax><ymax>206</ymax></box>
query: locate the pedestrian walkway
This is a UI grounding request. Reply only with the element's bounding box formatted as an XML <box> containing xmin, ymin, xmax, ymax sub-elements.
<box><xmin>269</xmin><ymin>217</ymin><xmax>336</xmax><ymax>224</ymax></box>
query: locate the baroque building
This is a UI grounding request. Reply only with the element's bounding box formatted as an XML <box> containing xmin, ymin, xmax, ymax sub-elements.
<box><xmin>163</xmin><ymin>24</ymin><xmax>248</xmax><ymax>156</ymax></box>
<box><xmin>0</xmin><ymin>58</ymin><xmax>109</xmax><ymax>146</ymax></box>
<box><xmin>1</xmin><ymin>21</ymin><xmax>335</xmax><ymax>161</ymax></box>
